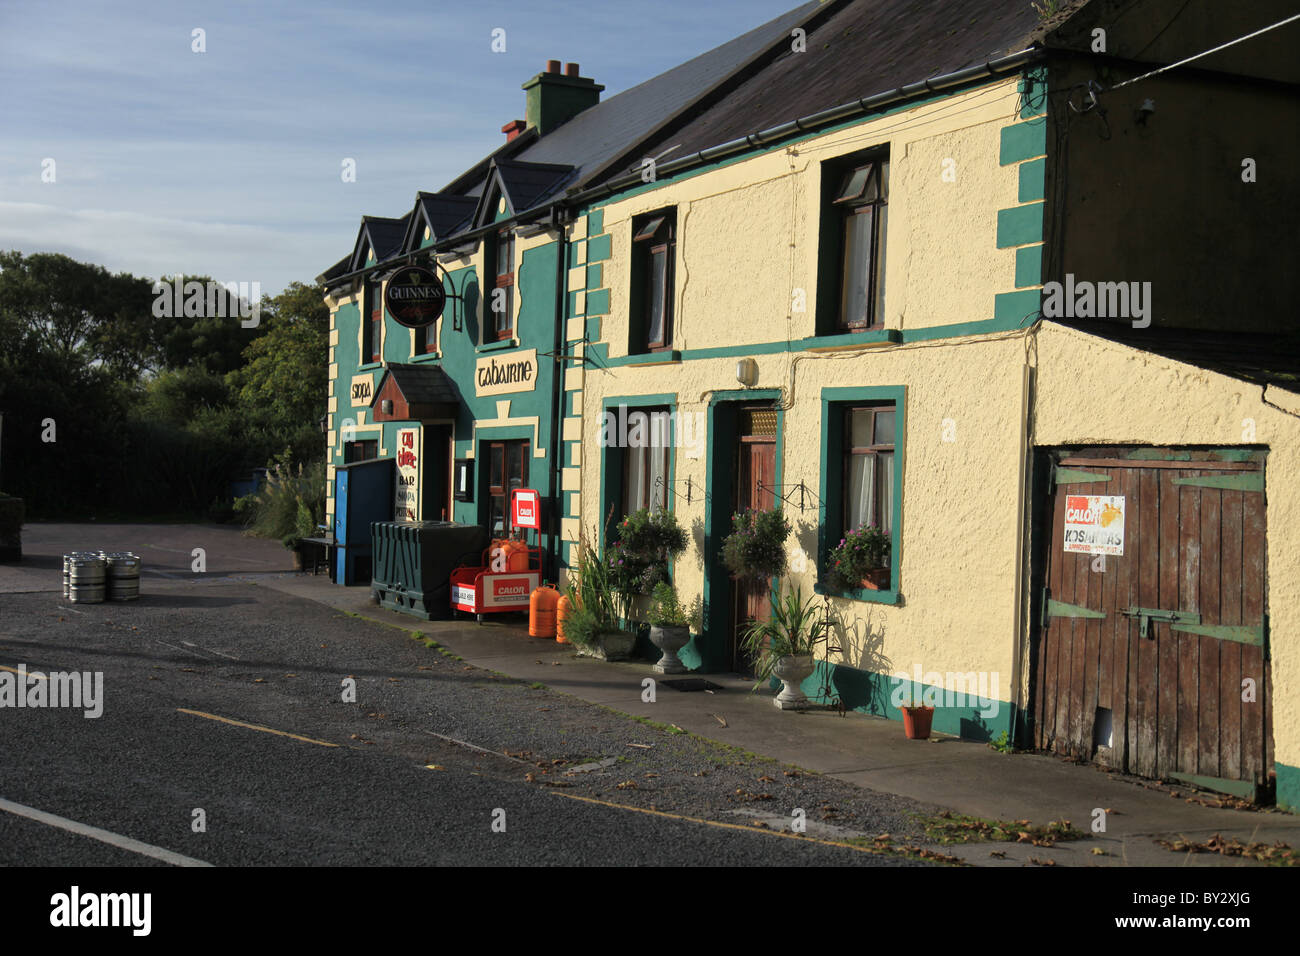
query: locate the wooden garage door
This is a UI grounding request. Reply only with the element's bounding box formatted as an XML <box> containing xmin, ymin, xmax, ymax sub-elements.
<box><xmin>1032</xmin><ymin>449</ymin><xmax>1271</xmax><ymax>796</ymax></box>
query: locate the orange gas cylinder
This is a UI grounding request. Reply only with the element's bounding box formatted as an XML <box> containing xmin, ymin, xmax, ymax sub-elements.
<box><xmin>555</xmin><ymin>593</ymin><xmax>573</xmax><ymax>644</ymax></box>
<box><xmin>505</xmin><ymin>538</ymin><xmax>531</xmax><ymax>571</ymax></box>
<box><xmin>529</xmin><ymin>585</ymin><xmax>559</xmax><ymax>638</ymax></box>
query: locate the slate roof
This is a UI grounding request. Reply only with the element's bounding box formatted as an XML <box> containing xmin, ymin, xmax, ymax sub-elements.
<box><xmin>1048</xmin><ymin>318</ymin><xmax>1300</xmax><ymax>393</ymax></box>
<box><xmin>402</xmin><ymin>193</ymin><xmax>479</xmax><ymax>252</ymax></box>
<box><xmin>374</xmin><ymin>363</ymin><xmax>464</xmax><ymax>407</ymax></box>
<box><xmin>606</xmin><ymin>0</ymin><xmax>1047</xmax><ymax>186</ymax></box>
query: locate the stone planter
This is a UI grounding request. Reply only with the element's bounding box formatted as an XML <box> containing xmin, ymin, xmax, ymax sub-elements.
<box><xmin>771</xmin><ymin>653</ymin><xmax>815</xmax><ymax>710</ymax></box>
<box><xmin>578</xmin><ymin>629</ymin><xmax>637</xmax><ymax>661</ymax></box>
<box><xmin>649</xmin><ymin>624</ymin><xmax>690</xmax><ymax>673</ymax></box>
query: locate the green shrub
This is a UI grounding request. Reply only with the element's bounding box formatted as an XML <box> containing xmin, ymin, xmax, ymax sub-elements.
<box><xmin>233</xmin><ymin>453</ymin><xmax>324</xmax><ymax>548</ymax></box>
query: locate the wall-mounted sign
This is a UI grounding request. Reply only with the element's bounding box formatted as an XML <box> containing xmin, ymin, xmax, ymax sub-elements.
<box><xmin>384</xmin><ymin>265</ymin><xmax>446</xmax><ymax>329</ymax></box>
<box><xmin>350</xmin><ymin>373</ymin><xmax>374</xmax><ymax>408</ymax></box>
<box><xmin>1064</xmin><ymin>495</ymin><xmax>1125</xmax><ymax>556</ymax></box>
<box><xmin>475</xmin><ymin>349</ymin><xmax>537</xmax><ymax>397</ymax></box>
<box><xmin>395</xmin><ymin>427</ymin><xmax>420</xmax><ymax>521</ymax></box>
<box><xmin>511</xmin><ymin>488</ymin><xmax>540</xmax><ymax>530</ymax></box>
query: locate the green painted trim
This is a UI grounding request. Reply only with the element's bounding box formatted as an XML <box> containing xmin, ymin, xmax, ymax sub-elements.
<box><xmin>584</xmin><ymin>317</ymin><xmax>601</xmax><ymax>342</ymax></box>
<box><xmin>567</xmin><ymin>241</ymin><xmax>585</xmax><ymax>269</ymax></box>
<box><xmin>996</xmin><ymin>202</ymin><xmax>1045</xmax><ymax>248</ymax></box>
<box><xmin>1277</xmin><ymin>763</ymin><xmax>1300</xmax><ymax>813</ymax></box>
<box><xmin>1046</xmin><ymin>598</ymin><xmax>1105</xmax><ymax>620</ymax></box>
<box><xmin>1173</xmin><ymin>473</ymin><xmax>1264</xmax><ymax>491</ymax></box>
<box><xmin>1170</xmin><ymin>623</ymin><xmax>1264</xmax><ymax>646</ymax></box>
<box><xmin>585</xmin><ymin>288</ymin><xmax>611</xmax><ymax>315</ymax></box>
<box><xmin>999</xmin><ymin>117</ymin><xmax>1046</xmax><ymax>165</ymax></box>
<box><xmin>1167</xmin><ymin>772</ymin><xmax>1257</xmax><ymax>801</ymax></box>
<box><xmin>1055</xmin><ymin>467</ymin><xmax>1111</xmax><ymax>484</ymax></box>
<box><xmin>586</xmin><ymin>209</ymin><xmax>603</xmax><ymax>236</ymax></box>
<box><xmin>1212</xmin><ymin>448</ymin><xmax>1262</xmax><ymax>462</ymax></box>
<box><xmin>901</xmin><ymin>312</ymin><xmax>1035</xmax><ymax>341</ymax></box>
<box><xmin>1018</xmin><ymin>157</ymin><xmax>1046</xmax><ymax>203</ymax></box>
<box><xmin>1018</xmin><ymin>66</ymin><xmax>1048</xmax><ymax>119</ymax></box>
<box><xmin>475</xmin><ymin>337</ymin><xmax>519</xmax><ymax>354</ymax></box>
<box><xmin>1014</xmin><ymin>245</ymin><xmax>1043</xmax><ymax>288</ymax></box>
<box><xmin>800</xmin><ymin>659</ymin><xmax>1014</xmax><ymax>740</ymax></box>
<box><xmin>585</xmin><ymin>263</ymin><xmax>602</xmax><ymax>288</ymax></box>
<box><xmin>994</xmin><ymin>289</ymin><xmax>1040</xmax><ymax>325</ymax></box>
<box><xmin>587</xmin><ymin>234</ymin><xmax>612</xmax><ymax>263</ymax></box>
<box><xmin>818</xmin><ymin>386</ymin><xmax>906</xmax><ymax>599</ymax></box>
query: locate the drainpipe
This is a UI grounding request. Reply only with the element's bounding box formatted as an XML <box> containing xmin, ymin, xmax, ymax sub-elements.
<box><xmin>1009</xmin><ymin>348</ymin><xmax>1036</xmax><ymax>742</ymax></box>
<box><xmin>547</xmin><ymin>208</ymin><xmax>569</xmax><ymax>583</ymax></box>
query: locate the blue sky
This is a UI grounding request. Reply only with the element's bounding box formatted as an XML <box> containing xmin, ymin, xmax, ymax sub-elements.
<box><xmin>0</xmin><ymin>0</ymin><xmax>802</xmax><ymax>295</ymax></box>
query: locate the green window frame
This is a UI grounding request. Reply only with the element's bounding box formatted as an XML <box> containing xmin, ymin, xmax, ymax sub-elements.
<box><xmin>818</xmin><ymin>386</ymin><xmax>904</xmax><ymax>603</ymax></box>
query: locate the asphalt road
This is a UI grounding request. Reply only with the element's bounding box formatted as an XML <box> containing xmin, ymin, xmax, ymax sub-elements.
<box><xmin>0</xmin><ymin>577</ymin><xmax>934</xmax><ymax>867</ymax></box>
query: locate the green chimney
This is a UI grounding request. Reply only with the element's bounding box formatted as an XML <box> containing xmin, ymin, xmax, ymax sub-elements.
<box><xmin>523</xmin><ymin>61</ymin><xmax>604</xmax><ymax>136</ymax></box>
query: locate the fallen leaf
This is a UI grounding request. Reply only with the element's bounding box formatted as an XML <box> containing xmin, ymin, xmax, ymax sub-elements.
<box><xmin>989</xmin><ymin>850</ymin><xmax>1007</xmax><ymax>859</ymax></box>
<box><xmin>616</xmin><ymin>780</ymin><xmax>638</xmax><ymax>790</ymax></box>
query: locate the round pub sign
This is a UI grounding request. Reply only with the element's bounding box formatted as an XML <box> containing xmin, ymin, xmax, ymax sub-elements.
<box><xmin>384</xmin><ymin>265</ymin><xmax>446</xmax><ymax>329</ymax></box>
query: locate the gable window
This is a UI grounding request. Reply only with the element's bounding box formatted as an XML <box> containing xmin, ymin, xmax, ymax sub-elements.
<box><xmin>491</xmin><ymin>231</ymin><xmax>515</xmax><ymax>341</ymax></box>
<box><xmin>363</xmin><ymin>279</ymin><xmax>382</xmax><ymax>363</ymax></box>
<box><xmin>414</xmin><ymin>321</ymin><xmax>437</xmax><ymax>356</ymax></box>
<box><xmin>630</xmin><ymin>210</ymin><xmax>676</xmax><ymax>352</ymax></box>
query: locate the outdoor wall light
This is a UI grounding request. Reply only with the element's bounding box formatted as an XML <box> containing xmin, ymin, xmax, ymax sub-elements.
<box><xmin>380</xmin><ymin>399</ymin><xmax>394</xmax><ymax>415</ymax></box>
<box><xmin>736</xmin><ymin>357</ymin><xmax>758</xmax><ymax>388</ymax></box>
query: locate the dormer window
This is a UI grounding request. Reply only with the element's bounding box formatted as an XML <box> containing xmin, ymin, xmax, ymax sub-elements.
<box><xmin>492</xmin><ymin>230</ymin><xmax>515</xmax><ymax>341</ymax></box>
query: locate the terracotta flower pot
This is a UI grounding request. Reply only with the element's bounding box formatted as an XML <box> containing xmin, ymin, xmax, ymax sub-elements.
<box><xmin>902</xmin><ymin>705</ymin><xmax>934</xmax><ymax>739</ymax></box>
<box><xmin>860</xmin><ymin>567</ymin><xmax>891</xmax><ymax>590</ymax></box>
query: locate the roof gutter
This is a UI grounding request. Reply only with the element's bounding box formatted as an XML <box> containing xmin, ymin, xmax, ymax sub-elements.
<box><xmin>566</xmin><ymin>46</ymin><xmax>1045</xmax><ymax>206</ymax></box>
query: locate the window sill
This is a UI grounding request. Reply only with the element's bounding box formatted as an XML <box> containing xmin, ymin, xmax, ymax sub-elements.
<box><xmin>805</xmin><ymin>328</ymin><xmax>901</xmax><ymax>352</ymax></box>
<box><xmin>357</xmin><ymin>361</ymin><xmax>384</xmax><ymax>371</ymax></box>
<box><xmin>626</xmin><ymin>350</ymin><xmax>681</xmax><ymax>367</ymax></box>
<box><xmin>477</xmin><ymin>337</ymin><xmax>520</xmax><ymax>353</ymax></box>
<box><xmin>410</xmin><ymin>351</ymin><xmax>442</xmax><ymax>362</ymax></box>
<box><xmin>814</xmin><ymin>581</ymin><xmax>901</xmax><ymax>605</ymax></box>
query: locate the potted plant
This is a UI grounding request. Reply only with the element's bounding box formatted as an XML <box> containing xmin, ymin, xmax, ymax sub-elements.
<box><xmin>825</xmin><ymin>524</ymin><xmax>891</xmax><ymax>591</ymax></box>
<box><xmin>720</xmin><ymin>508</ymin><xmax>791</xmax><ymax>581</ymax></box>
<box><xmin>564</xmin><ymin>535</ymin><xmax>636</xmax><ymax>661</ymax></box>
<box><xmin>899</xmin><ymin>696</ymin><xmax>935</xmax><ymax>739</ymax></box>
<box><xmin>739</xmin><ymin>586</ymin><xmax>828</xmax><ymax>710</ymax></box>
<box><xmin>607</xmin><ymin>507</ymin><xmax>688</xmax><ymax>597</ymax></box>
<box><xmin>646</xmin><ymin>580</ymin><xmax>696</xmax><ymax>674</ymax></box>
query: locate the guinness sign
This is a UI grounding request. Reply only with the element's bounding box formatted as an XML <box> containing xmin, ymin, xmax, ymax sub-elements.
<box><xmin>384</xmin><ymin>265</ymin><xmax>446</xmax><ymax>329</ymax></box>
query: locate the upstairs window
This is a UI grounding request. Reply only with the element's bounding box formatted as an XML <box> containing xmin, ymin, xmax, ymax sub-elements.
<box><xmin>364</xmin><ymin>279</ymin><xmax>382</xmax><ymax>363</ymax></box>
<box><xmin>630</xmin><ymin>210</ymin><xmax>676</xmax><ymax>352</ymax></box>
<box><xmin>414</xmin><ymin>321</ymin><xmax>437</xmax><ymax>355</ymax></box>
<box><xmin>491</xmin><ymin>231</ymin><xmax>515</xmax><ymax>341</ymax></box>
<box><xmin>817</xmin><ymin>151</ymin><xmax>889</xmax><ymax>335</ymax></box>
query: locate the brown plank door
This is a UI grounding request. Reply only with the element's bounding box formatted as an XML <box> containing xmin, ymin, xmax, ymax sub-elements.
<box><xmin>730</xmin><ymin>407</ymin><xmax>778</xmax><ymax>674</ymax></box>
<box><xmin>1032</xmin><ymin>450</ymin><xmax>1271</xmax><ymax>798</ymax></box>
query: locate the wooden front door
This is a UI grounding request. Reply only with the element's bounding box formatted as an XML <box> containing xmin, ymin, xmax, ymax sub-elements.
<box><xmin>730</xmin><ymin>407</ymin><xmax>778</xmax><ymax>673</ymax></box>
<box><xmin>1031</xmin><ymin>449</ymin><xmax>1271</xmax><ymax>797</ymax></box>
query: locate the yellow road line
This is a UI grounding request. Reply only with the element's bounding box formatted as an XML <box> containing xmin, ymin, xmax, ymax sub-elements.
<box><xmin>176</xmin><ymin>708</ymin><xmax>339</xmax><ymax>747</ymax></box>
<box><xmin>0</xmin><ymin>665</ymin><xmax>47</xmax><ymax>680</ymax></box>
<box><xmin>549</xmin><ymin>790</ymin><xmax>884</xmax><ymax>856</ymax></box>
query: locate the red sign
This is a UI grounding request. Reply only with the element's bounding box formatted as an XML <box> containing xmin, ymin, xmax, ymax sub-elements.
<box><xmin>511</xmin><ymin>488</ymin><xmax>540</xmax><ymax>530</ymax></box>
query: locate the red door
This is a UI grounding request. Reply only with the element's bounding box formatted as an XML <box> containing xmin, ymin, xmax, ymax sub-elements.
<box><xmin>1032</xmin><ymin>449</ymin><xmax>1271</xmax><ymax>797</ymax></box>
<box><xmin>730</xmin><ymin>408</ymin><xmax>778</xmax><ymax>673</ymax></box>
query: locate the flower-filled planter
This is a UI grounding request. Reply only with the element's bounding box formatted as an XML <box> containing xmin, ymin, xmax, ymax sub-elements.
<box><xmin>607</xmin><ymin>507</ymin><xmax>688</xmax><ymax>597</ymax></box>
<box><xmin>646</xmin><ymin>581</ymin><xmax>699</xmax><ymax>674</ymax></box>
<box><xmin>720</xmin><ymin>508</ymin><xmax>791</xmax><ymax>581</ymax></box>
<box><xmin>825</xmin><ymin>524</ymin><xmax>891</xmax><ymax>592</ymax></box>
